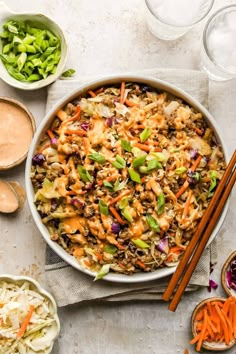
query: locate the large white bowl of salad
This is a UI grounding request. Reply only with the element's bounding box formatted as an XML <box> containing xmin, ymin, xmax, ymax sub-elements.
<box><xmin>26</xmin><ymin>74</ymin><xmax>228</xmax><ymax>283</ymax></box>
<box><xmin>0</xmin><ymin>274</ymin><xmax>60</xmax><ymax>354</ymax></box>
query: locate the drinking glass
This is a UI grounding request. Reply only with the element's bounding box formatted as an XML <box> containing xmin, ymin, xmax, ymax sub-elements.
<box><xmin>144</xmin><ymin>0</ymin><xmax>215</xmax><ymax>40</ymax></box>
<box><xmin>200</xmin><ymin>5</ymin><xmax>236</xmax><ymax>81</ymax></box>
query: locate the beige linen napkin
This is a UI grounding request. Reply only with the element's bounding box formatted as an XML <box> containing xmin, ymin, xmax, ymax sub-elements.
<box><xmin>45</xmin><ymin>68</ymin><xmax>217</xmax><ymax>307</ymax></box>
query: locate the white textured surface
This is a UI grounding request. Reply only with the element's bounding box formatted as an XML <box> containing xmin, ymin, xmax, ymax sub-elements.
<box><xmin>0</xmin><ymin>0</ymin><xmax>235</xmax><ymax>353</ymax></box>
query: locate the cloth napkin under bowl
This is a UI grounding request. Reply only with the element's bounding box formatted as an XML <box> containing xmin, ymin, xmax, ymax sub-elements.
<box><xmin>45</xmin><ymin>68</ymin><xmax>217</xmax><ymax>307</ymax></box>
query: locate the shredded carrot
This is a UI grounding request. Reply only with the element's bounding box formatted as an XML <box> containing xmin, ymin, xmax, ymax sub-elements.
<box><xmin>190</xmin><ymin>155</ymin><xmax>202</xmax><ymax>172</ymax></box>
<box><xmin>109</xmin><ymin>189</ymin><xmax>133</xmax><ymax>205</ymax></box>
<box><xmin>109</xmin><ymin>206</ymin><xmax>125</xmax><ymax>225</ymax></box>
<box><xmin>88</xmin><ymin>89</ymin><xmax>96</xmax><ymax>98</ymax></box>
<box><xmin>203</xmin><ymin>177</ymin><xmax>211</xmax><ymax>183</ymax></box>
<box><xmin>215</xmin><ymin>304</ymin><xmax>230</xmax><ymax>345</ymax></box>
<box><xmin>125</xmin><ymin>98</ymin><xmax>138</xmax><ymax>107</ymax></box>
<box><xmin>65</xmin><ymin>129</ymin><xmax>87</xmax><ymax>136</ymax></box>
<box><xmin>134</xmin><ymin>143</ymin><xmax>152</xmax><ymax>152</ymax></box>
<box><xmin>196</xmin><ymin>309</ymin><xmax>204</xmax><ymax>321</ymax></box>
<box><xmin>184</xmin><ymin>349</ymin><xmax>189</xmax><ymax>354</ymax></box>
<box><xmin>95</xmin><ymin>87</ymin><xmax>104</xmax><ymax>94</ymax></box>
<box><xmin>120</xmin><ymin>81</ymin><xmax>125</xmax><ymax>104</ymax></box>
<box><xmin>96</xmin><ymin>253</ymin><xmax>103</xmax><ymax>261</ymax></box>
<box><xmin>47</xmin><ymin>129</ymin><xmax>54</xmax><ymax>140</ymax></box>
<box><xmin>117</xmin><ymin>243</ymin><xmax>125</xmax><ymax>250</ymax></box>
<box><xmin>61</xmin><ymin>105</ymin><xmax>81</xmax><ymax>125</ymax></box>
<box><xmin>233</xmin><ymin>299</ymin><xmax>236</xmax><ymax>338</ymax></box>
<box><xmin>195</xmin><ymin>127</ymin><xmax>203</xmax><ymax>135</ymax></box>
<box><xmin>38</xmin><ymin>143</ymin><xmax>50</xmax><ymax>154</ymax></box>
<box><xmin>190</xmin><ymin>333</ymin><xmax>201</xmax><ymax>344</ymax></box>
<box><xmin>166</xmin><ymin>246</ymin><xmax>184</xmax><ymax>262</ymax></box>
<box><xmin>154</xmin><ymin>147</ymin><xmax>163</xmax><ymax>152</ymax></box>
<box><xmin>16</xmin><ymin>305</ymin><xmax>34</xmax><ymax>338</ymax></box>
<box><xmin>83</xmin><ymin>259</ymin><xmax>91</xmax><ymax>267</ymax></box>
<box><xmin>97</xmin><ymin>175</ymin><xmax>117</xmax><ymax>186</ymax></box>
<box><xmin>148</xmin><ymin>141</ymin><xmax>159</xmax><ymax>146</ymax></box>
<box><xmin>196</xmin><ymin>308</ymin><xmax>208</xmax><ymax>351</ymax></box>
<box><xmin>182</xmin><ymin>190</ymin><xmax>192</xmax><ymax>218</ymax></box>
<box><xmin>175</xmin><ymin>180</ymin><xmax>189</xmax><ymax>199</ymax></box>
<box><xmin>136</xmin><ymin>260</ymin><xmax>146</xmax><ymax>269</ymax></box>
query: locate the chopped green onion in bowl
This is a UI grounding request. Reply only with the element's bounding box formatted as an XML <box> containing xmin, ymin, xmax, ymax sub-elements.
<box><xmin>0</xmin><ymin>20</ymin><xmax>61</xmax><ymax>82</ymax></box>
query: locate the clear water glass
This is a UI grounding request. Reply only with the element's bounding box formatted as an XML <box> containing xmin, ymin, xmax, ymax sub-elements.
<box><xmin>144</xmin><ymin>0</ymin><xmax>215</xmax><ymax>41</ymax></box>
<box><xmin>200</xmin><ymin>5</ymin><xmax>236</xmax><ymax>81</ymax></box>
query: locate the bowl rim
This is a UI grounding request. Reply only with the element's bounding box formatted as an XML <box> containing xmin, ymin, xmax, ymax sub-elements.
<box><xmin>0</xmin><ymin>96</ymin><xmax>36</xmax><ymax>170</ymax></box>
<box><xmin>25</xmin><ymin>74</ymin><xmax>230</xmax><ymax>283</ymax></box>
<box><xmin>0</xmin><ymin>273</ymin><xmax>60</xmax><ymax>352</ymax></box>
<box><xmin>0</xmin><ymin>12</ymin><xmax>68</xmax><ymax>90</ymax></box>
<box><xmin>191</xmin><ymin>296</ymin><xmax>236</xmax><ymax>351</ymax></box>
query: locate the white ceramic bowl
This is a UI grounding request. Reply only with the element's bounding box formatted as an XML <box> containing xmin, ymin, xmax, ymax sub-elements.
<box><xmin>0</xmin><ymin>1</ymin><xmax>67</xmax><ymax>90</ymax></box>
<box><xmin>0</xmin><ymin>274</ymin><xmax>60</xmax><ymax>354</ymax></box>
<box><xmin>25</xmin><ymin>74</ymin><xmax>229</xmax><ymax>283</ymax></box>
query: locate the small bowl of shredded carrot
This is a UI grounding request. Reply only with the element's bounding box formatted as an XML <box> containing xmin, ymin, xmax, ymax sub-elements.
<box><xmin>191</xmin><ymin>296</ymin><xmax>236</xmax><ymax>352</ymax></box>
<box><xmin>0</xmin><ymin>274</ymin><xmax>60</xmax><ymax>353</ymax></box>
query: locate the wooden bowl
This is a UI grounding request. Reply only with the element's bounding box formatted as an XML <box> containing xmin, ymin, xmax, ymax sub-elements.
<box><xmin>221</xmin><ymin>251</ymin><xmax>236</xmax><ymax>297</ymax></box>
<box><xmin>191</xmin><ymin>297</ymin><xmax>236</xmax><ymax>351</ymax></box>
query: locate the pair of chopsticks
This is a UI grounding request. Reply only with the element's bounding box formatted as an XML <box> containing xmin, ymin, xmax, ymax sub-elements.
<box><xmin>162</xmin><ymin>150</ymin><xmax>236</xmax><ymax>311</ymax></box>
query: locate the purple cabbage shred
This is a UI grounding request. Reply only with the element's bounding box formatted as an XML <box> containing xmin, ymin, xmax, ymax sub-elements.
<box><xmin>32</xmin><ymin>153</ymin><xmax>46</xmax><ymax>166</ymax></box>
<box><xmin>157</xmin><ymin>237</ymin><xmax>169</xmax><ymax>254</ymax></box>
<box><xmin>106</xmin><ymin>117</ymin><xmax>113</xmax><ymax>127</ymax></box>
<box><xmin>208</xmin><ymin>279</ymin><xmax>218</xmax><ymax>292</ymax></box>
<box><xmin>190</xmin><ymin>149</ymin><xmax>198</xmax><ymax>159</ymax></box>
<box><xmin>226</xmin><ymin>259</ymin><xmax>236</xmax><ymax>290</ymax></box>
<box><xmin>81</xmin><ymin>122</ymin><xmax>89</xmax><ymax>131</ymax></box>
<box><xmin>111</xmin><ymin>223</ymin><xmax>120</xmax><ymax>234</ymax></box>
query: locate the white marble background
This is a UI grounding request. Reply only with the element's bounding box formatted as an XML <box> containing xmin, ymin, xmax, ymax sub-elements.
<box><xmin>0</xmin><ymin>0</ymin><xmax>236</xmax><ymax>353</ymax></box>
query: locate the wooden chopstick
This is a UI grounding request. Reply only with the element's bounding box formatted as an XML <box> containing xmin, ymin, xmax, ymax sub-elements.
<box><xmin>162</xmin><ymin>149</ymin><xmax>236</xmax><ymax>310</ymax></box>
<box><xmin>169</xmin><ymin>168</ymin><xmax>236</xmax><ymax>311</ymax></box>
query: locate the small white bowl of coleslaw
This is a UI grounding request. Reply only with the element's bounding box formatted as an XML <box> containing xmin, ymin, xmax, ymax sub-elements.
<box><xmin>0</xmin><ymin>274</ymin><xmax>60</xmax><ymax>354</ymax></box>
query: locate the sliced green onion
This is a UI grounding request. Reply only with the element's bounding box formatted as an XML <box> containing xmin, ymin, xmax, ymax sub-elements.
<box><xmin>139</xmin><ymin>166</ymin><xmax>148</xmax><ymax>174</ymax></box>
<box><xmin>151</xmin><ymin>152</ymin><xmax>168</xmax><ymax>162</ymax></box>
<box><xmin>112</xmin><ymin>155</ymin><xmax>126</xmax><ymax>169</ymax></box>
<box><xmin>94</xmin><ymin>264</ymin><xmax>110</xmax><ymax>281</ymax></box>
<box><xmin>104</xmin><ymin>245</ymin><xmax>117</xmax><ymax>254</ymax></box>
<box><xmin>121</xmin><ymin>207</ymin><xmax>133</xmax><ymax>222</ymax></box>
<box><xmin>132</xmin><ymin>155</ymin><xmax>147</xmax><ymax>168</ymax></box>
<box><xmin>99</xmin><ymin>200</ymin><xmax>109</xmax><ymax>215</ymax></box>
<box><xmin>113</xmin><ymin>179</ymin><xmax>127</xmax><ymax>192</ymax></box>
<box><xmin>146</xmin><ymin>214</ymin><xmax>160</xmax><ymax>232</ymax></box>
<box><xmin>88</xmin><ymin>151</ymin><xmax>106</xmax><ymax>164</ymax></box>
<box><xmin>132</xmin><ymin>239</ymin><xmax>150</xmax><ymax>249</ymax></box>
<box><xmin>157</xmin><ymin>193</ymin><xmax>165</xmax><ymax>215</ymax></box>
<box><xmin>140</xmin><ymin>127</ymin><xmax>151</xmax><ymax>143</ymax></box>
<box><xmin>77</xmin><ymin>165</ymin><xmax>93</xmax><ymax>183</ymax></box>
<box><xmin>175</xmin><ymin>167</ymin><xmax>187</xmax><ymax>175</ymax></box>
<box><xmin>208</xmin><ymin>170</ymin><xmax>217</xmax><ymax>196</ymax></box>
<box><xmin>103</xmin><ymin>181</ymin><xmax>113</xmax><ymax>189</ymax></box>
<box><xmin>147</xmin><ymin>158</ymin><xmax>162</xmax><ymax>171</ymax></box>
<box><xmin>131</xmin><ymin>147</ymin><xmax>143</xmax><ymax>157</ymax></box>
<box><xmin>128</xmin><ymin>168</ymin><xmax>141</xmax><ymax>183</ymax></box>
<box><xmin>121</xmin><ymin>139</ymin><xmax>131</xmax><ymax>152</ymax></box>
<box><xmin>118</xmin><ymin>197</ymin><xmax>129</xmax><ymax>210</ymax></box>
<box><xmin>62</xmin><ymin>68</ymin><xmax>76</xmax><ymax>77</ymax></box>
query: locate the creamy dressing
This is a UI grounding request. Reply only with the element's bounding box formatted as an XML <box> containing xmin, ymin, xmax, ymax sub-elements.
<box><xmin>0</xmin><ymin>101</ymin><xmax>34</xmax><ymax>167</ymax></box>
